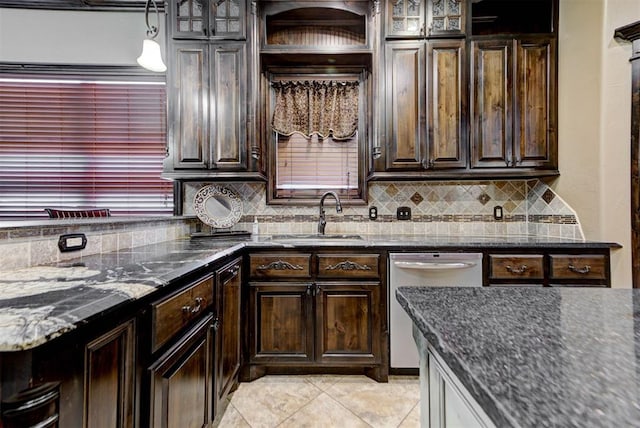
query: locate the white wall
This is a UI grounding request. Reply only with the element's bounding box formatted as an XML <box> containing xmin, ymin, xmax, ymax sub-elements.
<box><xmin>0</xmin><ymin>8</ymin><xmax>165</xmax><ymax>65</ymax></box>
<box><xmin>556</xmin><ymin>0</ymin><xmax>640</xmax><ymax>287</ymax></box>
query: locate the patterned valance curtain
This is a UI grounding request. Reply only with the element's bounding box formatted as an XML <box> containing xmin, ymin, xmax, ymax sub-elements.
<box><xmin>271</xmin><ymin>80</ymin><xmax>359</xmax><ymax>140</ymax></box>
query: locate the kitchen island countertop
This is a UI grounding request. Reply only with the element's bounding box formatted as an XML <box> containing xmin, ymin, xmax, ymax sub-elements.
<box><xmin>396</xmin><ymin>286</ymin><xmax>640</xmax><ymax>427</ymax></box>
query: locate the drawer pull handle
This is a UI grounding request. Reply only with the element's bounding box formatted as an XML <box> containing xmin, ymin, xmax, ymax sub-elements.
<box><xmin>182</xmin><ymin>297</ymin><xmax>205</xmax><ymax>315</ymax></box>
<box><xmin>257</xmin><ymin>260</ymin><xmax>304</xmax><ymax>271</ymax></box>
<box><xmin>325</xmin><ymin>260</ymin><xmax>372</xmax><ymax>271</ymax></box>
<box><xmin>568</xmin><ymin>264</ymin><xmax>591</xmax><ymax>274</ymax></box>
<box><xmin>506</xmin><ymin>265</ymin><xmax>528</xmax><ymax>275</ymax></box>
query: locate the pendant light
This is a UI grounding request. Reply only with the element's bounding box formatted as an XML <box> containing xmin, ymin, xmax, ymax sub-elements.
<box><xmin>137</xmin><ymin>0</ymin><xmax>167</xmax><ymax>72</ymax></box>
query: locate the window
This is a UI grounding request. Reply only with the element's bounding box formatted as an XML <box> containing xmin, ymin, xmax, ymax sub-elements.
<box><xmin>0</xmin><ymin>68</ymin><xmax>173</xmax><ymax>219</ymax></box>
<box><xmin>267</xmin><ymin>73</ymin><xmax>367</xmax><ymax>205</ymax></box>
<box><xmin>275</xmin><ymin>132</ymin><xmax>359</xmax><ymax>198</ymax></box>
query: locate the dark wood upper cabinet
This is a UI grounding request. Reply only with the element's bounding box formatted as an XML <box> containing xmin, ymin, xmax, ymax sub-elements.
<box><xmin>167</xmin><ymin>42</ymin><xmax>209</xmax><ymax>170</ymax></box>
<box><xmin>514</xmin><ymin>38</ymin><xmax>557</xmax><ymax>169</ymax></box>
<box><xmin>471</xmin><ymin>37</ymin><xmax>557</xmax><ymax>170</ymax></box>
<box><xmin>384</xmin><ymin>41</ymin><xmax>427</xmax><ymax>170</ymax></box>
<box><xmin>470</xmin><ymin>39</ymin><xmax>513</xmax><ymax>168</ymax></box>
<box><xmin>164</xmin><ymin>0</ymin><xmax>262</xmax><ymax>180</ymax></box>
<box><xmin>380</xmin><ymin>38</ymin><xmax>465</xmax><ymax>175</ymax></box>
<box><xmin>427</xmin><ymin>39</ymin><xmax>467</xmax><ymax>169</ymax></box>
<box><xmin>161</xmin><ymin>0</ymin><xmax>559</xmax><ymax>183</ymax></box>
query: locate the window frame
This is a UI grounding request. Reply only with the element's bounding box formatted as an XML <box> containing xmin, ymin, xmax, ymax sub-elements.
<box><xmin>265</xmin><ymin>68</ymin><xmax>369</xmax><ymax>206</ymax></box>
<box><xmin>0</xmin><ymin>62</ymin><xmax>175</xmax><ymax>219</ymax></box>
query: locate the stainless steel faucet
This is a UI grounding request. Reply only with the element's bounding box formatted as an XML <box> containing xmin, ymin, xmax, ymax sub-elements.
<box><xmin>318</xmin><ymin>191</ymin><xmax>343</xmax><ymax>235</ymax></box>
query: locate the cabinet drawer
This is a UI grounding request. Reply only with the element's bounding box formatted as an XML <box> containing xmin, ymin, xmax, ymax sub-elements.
<box><xmin>151</xmin><ymin>275</ymin><xmax>214</xmax><ymax>352</ymax></box>
<box><xmin>549</xmin><ymin>255</ymin><xmax>606</xmax><ymax>280</ymax></box>
<box><xmin>249</xmin><ymin>254</ymin><xmax>312</xmax><ymax>279</ymax></box>
<box><xmin>489</xmin><ymin>255</ymin><xmax>544</xmax><ymax>280</ymax></box>
<box><xmin>317</xmin><ymin>254</ymin><xmax>380</xmax><ymax>279</ymax></box>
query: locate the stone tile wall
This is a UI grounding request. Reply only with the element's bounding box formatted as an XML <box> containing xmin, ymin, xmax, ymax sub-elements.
<box><xmin>0</xmin><ymin>218</ymin><xmax>195</xmax><ymax>270</ymax></box>
<box><xmin>184</xmin><ymin>179</ymin><xmax>584</xmax><ymax>240</ymax></box>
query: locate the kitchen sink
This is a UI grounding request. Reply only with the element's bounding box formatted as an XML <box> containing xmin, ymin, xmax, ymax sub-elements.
<box><xmin>269</xmin><ymin>234</ymin><xmax>364</xmax><ymax>244</ymax></box>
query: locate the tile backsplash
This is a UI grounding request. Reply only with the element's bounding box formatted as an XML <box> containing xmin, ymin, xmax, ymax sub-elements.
<box><xmin>184</xmin><ymin>179</ymin><xmax>584</xmax><ymax>240</ymax></box>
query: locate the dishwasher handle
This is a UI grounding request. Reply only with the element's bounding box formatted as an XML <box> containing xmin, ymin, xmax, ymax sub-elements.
<box><xmin>393</xmin><ymin>260</ymin><xmax>478</xmax><ymax>270</ymax></box>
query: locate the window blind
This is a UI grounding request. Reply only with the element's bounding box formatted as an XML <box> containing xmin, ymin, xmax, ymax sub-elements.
<box><xmin>275</xmin><ymin>132</ymin><xmax>359</xmax><ymax>198</ymax></box>
<box><xmin>0</xmin><ymin>74</ymin><xmax>173</xmax><ymax>219</ymax></box>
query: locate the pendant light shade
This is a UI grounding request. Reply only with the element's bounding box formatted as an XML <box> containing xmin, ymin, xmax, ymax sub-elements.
<box><xmin>137</xmin><ymin>39</ymin><xmax>167</xmax><ymax>72</ymax></box>
<box><xmin>137</xmin><ymin>0</ymin><xmax>166</xmax><ymax>72</ymax></box>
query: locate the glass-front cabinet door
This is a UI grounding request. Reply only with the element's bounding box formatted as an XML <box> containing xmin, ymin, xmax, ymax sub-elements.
<box><xmin>387</xmin><ymin>0</ymin><xmax>426</xmax><ymax>37</ymax></box>
<box><xmin>427</xmin><ymin>0</ymin><xmax>465</xmax><ymax>36</ymax></box>
<box><xmin>386</xmin><ymin>0</ymin><xmax>465</xmax><ymax>38</ymax></box>
<box><xmin>170</xmin><ymin>0</ymin><xmax>246</xmax><ymax>40</ymax></box>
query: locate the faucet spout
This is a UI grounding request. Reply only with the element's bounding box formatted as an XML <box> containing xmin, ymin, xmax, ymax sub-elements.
<box><xmin>318</xmin><ymin>191</ymin><xmax>343</xmax><ymax>235</ymax></box>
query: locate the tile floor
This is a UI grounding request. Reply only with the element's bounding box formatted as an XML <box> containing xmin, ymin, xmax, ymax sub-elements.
<box><xmin>216</xmin><ymin>375</ymin><xmax>420</xmax><ymax>428</ymax></box>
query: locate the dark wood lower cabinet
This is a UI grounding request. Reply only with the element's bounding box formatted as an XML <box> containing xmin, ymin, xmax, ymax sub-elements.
<box><xmin>215</xmin><ymin>257</ymin><xmax>242</xmax><ymax>414</ymax></box>
<box><xmin>148</xmin><ymin>314</ymin><xmax>214</xmax><ymax>428</ymax></box>
<box><xmin>316</xmin><ymin>282</ymin><xmax>381</xmax><ymax>365</ymax></box>
<box><xmin>246</xmin><ymin>250</ymin><xmax>387</xmax><ymax>383</ymax></box>
<box><xmin>249</xmin><ymin>282</ymin><xmax>314</xmax><ymax>363</ymax></box>
<box><xmin>84</xmin><ymin>319</ymin><xmax>136</xmax><ymax>428</ymax></box>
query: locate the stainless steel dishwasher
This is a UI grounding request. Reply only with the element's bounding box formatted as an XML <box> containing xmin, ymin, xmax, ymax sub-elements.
<box><xmin>389</xmin><ymin>252</ymin><xmax>483</xmax><ymax>369</ymax></box>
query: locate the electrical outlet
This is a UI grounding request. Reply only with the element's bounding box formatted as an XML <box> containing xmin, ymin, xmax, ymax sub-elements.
<box><xmin>369</xmin><ymin>206</ymin><xmax>378</xmax><ymax>220</ymax></box>
<box><xmin>493</xmin><ymin>205</ymin><xmax>504</xmax><ymax>221</ymax></box>
<box><xmin>397</xmin><ymin>206</ymin><xmax>411</xmax><ymax>220</ymax></box>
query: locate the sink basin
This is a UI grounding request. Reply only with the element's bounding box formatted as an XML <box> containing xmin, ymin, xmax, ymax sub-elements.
<box><xmin>270</xmin><ymin>234</ymin><xmax>364</xmax><ymax>244</ymax></box>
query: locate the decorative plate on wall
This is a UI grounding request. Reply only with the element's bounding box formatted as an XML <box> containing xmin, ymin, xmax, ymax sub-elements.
<box><xmin>193</xmin><ymin>185</ymin><xmax>243</xmax><ymax>229</ymax></box>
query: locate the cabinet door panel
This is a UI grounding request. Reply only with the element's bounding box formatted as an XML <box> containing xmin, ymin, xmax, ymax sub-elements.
<box><xmin>216</xmin><ymin>258</ymin><xmax>242</xmax><ymax>406</ymax></box>
<box><xmin>149</xmin><ymin>315</ymin><xmax>213</xmax><ymax>428</ymax></box>
<box><xmin>169</xmin><ymin>43</ymin><xmax>209</xmax><ymax>169</ymax></box>
<box><xmin>316</xmin><ymin>282</ymin><xmax>380</xmax><ymax>364</ymax></box>
<box><xmin>84</xmin><ymin>320</ymin><xmax>135</xmax><ymax>428</ymax></box>
<box><xmin>428</xmin><ymin>40</ymin><xmax>466</xmax><ymax>169</ymax></box>
<box><xmin>516</xmin><ymin>39</ymin><xmax>556</xmax><ymax>168</ymax></box>
<box><xmin>385</xmin><ymin>42</ymin><xmax>426</xmax><ymax>170</ymax></box>
<box><xmin>250</xmin><ymin>283</ymin><xmax>313</xmax><ymax>362</ymax></box>
<box><xmin>211</xmin><ymin>43</ymin><xmax>246</xmax><ymax>169</ymax></box>
<box><xmin>471</xmin><ymin>40</ymin><xmax>513</xmax><ymax>168</ymax></box>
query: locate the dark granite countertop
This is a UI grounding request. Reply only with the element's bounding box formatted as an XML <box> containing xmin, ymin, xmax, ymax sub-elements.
<box><xmin>0</xmin><ymin>234</ymin><xmax>620</xmax><ymax>352</ymax></box>
<box><xmin>395</xmin><ymin>286</ymin><xmax>640</xmax><ymax>428</ymax></box>
<box><xmin>0</xmin><ymin>238</ymin><xmax>248</xmax><ymax>351</ymax></box>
